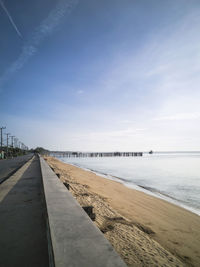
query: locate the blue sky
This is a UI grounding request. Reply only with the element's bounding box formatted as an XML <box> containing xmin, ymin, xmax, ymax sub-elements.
<box><xmin>1</xmin><ymin>0</ymin><xmax>200</xmax><ymax>151</ymax></box>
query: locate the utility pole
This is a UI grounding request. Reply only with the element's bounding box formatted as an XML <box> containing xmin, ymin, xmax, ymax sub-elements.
<box><xmin>5</xmin><ymin>133</ymin><xmax>10</xmax><ymax>158</ymax></box>
<box><xmin>11</xmin><ymin>136</ymin><xmax>15</xmax><ymax>148</ymax></box>
<box><xmin>21</xmin><ymin>143</ymin><xmax>24</xmax><ymax>150</ymax></box>
<box><xmin>14</xmin><ymin>138</ymin><xmax>18</xmax><ymax>148</ymax></box>
<box><xmin>0</xmin><ymin>126</ymin><xmax>6</xmax><ymax>150</ymax></box>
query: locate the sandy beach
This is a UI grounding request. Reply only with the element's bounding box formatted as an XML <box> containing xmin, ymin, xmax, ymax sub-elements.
<box><xmin>44</xmin><ymin>156</ymin><xmax>200</xmax><ymax>267</ymax></box>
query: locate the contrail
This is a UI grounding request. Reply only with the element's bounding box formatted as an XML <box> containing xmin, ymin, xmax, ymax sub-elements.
<box><xmin>0</xmin><ymin>0</ymin><xmax>78</xmax><ymax>90</ymax></box>
<box><xmin>0</xmin><ymin>0</ymin><xmax>22</xmax><ymax>38</ymax></box>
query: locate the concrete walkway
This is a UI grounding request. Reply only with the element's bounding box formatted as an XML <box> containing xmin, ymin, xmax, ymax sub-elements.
<box><xmin>40</xmin><ymin>156</ymin><xmax>126</xmax><ymax>267</ymax></box>
<box><xmin>0</xmin><ymin>154</ymin><xmax>33</xmax><ymax>184</ymax></box>
<box><xmin>0</xmin><ymin>155</ymin><xmax>126</xmax><ymax>267</ymax></box>
<box><xmin>0</xmin><ymin>156</ymin><xmax>49</xmax><ymax>267</ymax></box>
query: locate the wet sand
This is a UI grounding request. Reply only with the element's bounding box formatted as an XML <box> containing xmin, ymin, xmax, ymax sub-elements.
<box><xmin>44</xmin><ymin>156</ymin><xmax>200</xmax><ymax>267</ymax></box>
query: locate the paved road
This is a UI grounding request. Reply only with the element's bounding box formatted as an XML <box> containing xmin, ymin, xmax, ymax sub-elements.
<box><xmin>0</xmin><ymin>154</ymin><xmax>33</xmax><ymax>184</ymax></box>
<box><xmin>0</xmin><ymin>155</ymin><xmax>49</xmax><ymax>267</ymax></box>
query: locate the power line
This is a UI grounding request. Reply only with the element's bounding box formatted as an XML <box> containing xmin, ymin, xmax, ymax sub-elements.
<box><xmin>0</xmin><ymin>126</ymin><xmax>29</xmax><ymax>159</ymax></box>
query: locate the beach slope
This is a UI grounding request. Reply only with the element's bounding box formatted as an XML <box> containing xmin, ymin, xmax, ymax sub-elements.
<box><xmin>44</xmin><ymin>156</ymin><xmax>200</xmax><ymax>267</ymax></box>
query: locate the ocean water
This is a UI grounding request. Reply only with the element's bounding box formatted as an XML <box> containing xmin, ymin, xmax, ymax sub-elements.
<box><xmin>58</xmin><ymin>152</ymin><xmax>200</xmax><ymax>216</ymax></box>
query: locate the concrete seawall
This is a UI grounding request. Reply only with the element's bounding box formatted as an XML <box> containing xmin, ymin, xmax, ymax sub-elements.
<box><xmin>40</xmin><ymin>156</ymin><xmax>126</xmax><ymax>267</ymax></box>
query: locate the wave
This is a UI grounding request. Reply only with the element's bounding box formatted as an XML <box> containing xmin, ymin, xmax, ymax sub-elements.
<box><xmin>60</xmin><ymin>159</ymin><xmax>200</xmax><ymax>216</ymax></box>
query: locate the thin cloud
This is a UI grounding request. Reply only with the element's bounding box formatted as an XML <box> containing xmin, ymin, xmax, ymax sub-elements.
<box><xmin>154</xmin><ymin>113</ymin><xmax>200</xmax><ymax>121</ymax></box>
<box><xmin>77</xmin><ymin>90</ymin><xmax>84</xmax><ymax>94</ymax></box>
<box><xmin>88</xmin><ymin>128</ymin><xmax>146</xmax><ymax>139</ymax></box>
<box><xmin>0</xmin><ymin>0</ymin><xmax>22</xmax><ymax>38</ymax></box>
<box><xmin>0</xmin><ymin>0</ymin><xmax>78</xmax><ymax>89</ymax></box>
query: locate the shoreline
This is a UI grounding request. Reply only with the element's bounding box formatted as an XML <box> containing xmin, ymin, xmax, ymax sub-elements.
<box><xmin>45</xmin><ymin>156</ymin><xmax>200</xmax><ymax>266</ymax></box>
<box><xmin>60</xmin><ymin>160</ymin><xmax>200</xmax><ymax>217</ymax></box>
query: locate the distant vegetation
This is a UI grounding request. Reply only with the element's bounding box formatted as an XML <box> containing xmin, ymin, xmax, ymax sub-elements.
<box><xmin>0</xmin><ymin>146</ymin><xmax>50</xmax><ymax>160</ymax></box>
<box><xmin>30</xmin><ymin>147</ymin><xmax>50</xmax><ymax>155</ymax></box>
<box><xmin>0</xmin><ymin>147</ymin><xmax>29</xmax><ymax>159</ymax></box>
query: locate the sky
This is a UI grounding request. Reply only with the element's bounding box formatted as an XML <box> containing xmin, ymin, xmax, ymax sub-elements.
<box><xmin>1</xmin><ymin>0</ymin><xmax>200</xmax><ymax>151</ymax></box>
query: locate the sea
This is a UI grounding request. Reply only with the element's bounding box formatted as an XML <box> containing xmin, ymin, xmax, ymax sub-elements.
<box><xmin>57</xmin><ymin>152</ymin><xmax>200</xmax><ymax>216</ymax></box>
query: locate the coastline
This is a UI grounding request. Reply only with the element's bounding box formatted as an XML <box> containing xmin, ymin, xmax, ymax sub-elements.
<box><xmin>63</xmin><ymin>161</ymin><xmax>200</xmax><ymax>217</ymax></box>
<box><xmin>45</xmin><ymin>156</ymin><xmax>200</xmax><ymax>266</ymax></box>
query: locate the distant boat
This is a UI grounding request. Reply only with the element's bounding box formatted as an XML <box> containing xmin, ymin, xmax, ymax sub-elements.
<box><xmin>149</xmin><ymin>150</ymin><xmax>153</xmax><ymax>154</ymax></box>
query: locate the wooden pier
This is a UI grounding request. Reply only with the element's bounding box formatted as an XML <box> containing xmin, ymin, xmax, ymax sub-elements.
<box><xmin>51</xmin><ymin>151</ymin><xmax>143</xmax><ymax>158</ymax></box>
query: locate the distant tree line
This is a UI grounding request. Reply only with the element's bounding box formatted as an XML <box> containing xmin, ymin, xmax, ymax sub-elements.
<box><xmin>30</xmin><ymin>147</ymin><xmax>50</xmax><ymax>155</ymax></box>
<box><xmin>0</xmin><ymin>147</ymin><xmax>29</xmax><ymax>159</ymax></box>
